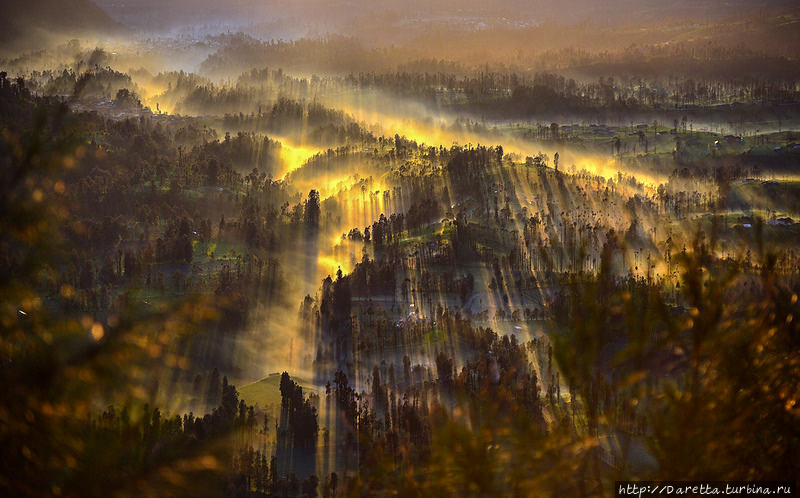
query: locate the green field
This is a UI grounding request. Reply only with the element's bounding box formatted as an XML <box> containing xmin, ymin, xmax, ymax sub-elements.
<box><xmin>238</xmin><ymin>373</ymin><xmax>318</xmax><ymax>408</ymax></box>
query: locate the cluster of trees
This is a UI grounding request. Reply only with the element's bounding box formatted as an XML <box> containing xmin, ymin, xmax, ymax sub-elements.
<box><xmin>197</xmin><ymin>34</ymin><xmax>390</xmax><ymax>79</ymax></box>
<box><xmin>278</xmin><ymin>373</ymin><xmax>319</xmax><ymax>452</ymax></box>
<box><xmin>300</xmin><ymin>227</ymin><xmax>800</xmax><ymax>495</ymax></box>
<box><xmin>229</xmin><ymin>446</ymin><xmax>322</xmax><ymax>498</ymax></box>
<box><xmin>26</xmin><ymin>66</ymin><xmax>137</xmax><ymax>99</ymax></box>
<box><xmin>344</xmin><ymin>66</ymin><xmax>800</xmax><ymax>118</ymax></box>
<box><xmin>307</xmin><ymin>324</ymin><xmax>549</xmax><ymax>495</ymax></box>
<box><xmin>220</xmin><ymin>99</ymin><xmax>374</xmax><ymax>147</ymax></box>
<box><xmin>197</xmin><ymin>131</ymin><xmax>282</xmax><ymax>175</ymax></box>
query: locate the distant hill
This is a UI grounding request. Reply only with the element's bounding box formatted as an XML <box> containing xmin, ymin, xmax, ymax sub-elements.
<box><xmin>88</xmin><ymin>0</ymin><xmax>800</xmax><ymax>50</ymax></box>
<box><xmin>94</xmin><ymin>0</ymin><xmax>799</xmax><ymax>31</ymax></box>
<box><xmin>0</xmin><ymin>0</ymin><xmax>123</xmax><ymax>52</ymax></box>
<box><xmin>526</xmin><ymin>0</ymin><xmax>799</xmax><ymax>24</ymax></box>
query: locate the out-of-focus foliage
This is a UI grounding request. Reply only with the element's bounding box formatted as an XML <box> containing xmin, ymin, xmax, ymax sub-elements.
<box><xmin>0</xmin><ymin>73</ymin><xmax>236</xmax><ymax>498</ymax></box>
<box><xmin>356</xmin><ymin>231</ymin><xmax>800</xmax><ymax>496</ymax></box>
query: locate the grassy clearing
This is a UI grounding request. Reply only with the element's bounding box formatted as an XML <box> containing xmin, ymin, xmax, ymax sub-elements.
<box><xmin>238</xmin><ymin>373</ymin><xmax>318</xmax><ymax>408</ymax></box>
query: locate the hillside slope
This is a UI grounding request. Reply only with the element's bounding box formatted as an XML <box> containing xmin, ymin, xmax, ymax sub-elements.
<box><xmin>0</xmin><ymin>0</ymin><xmax>123</xmax><ymax>52</ymax></box>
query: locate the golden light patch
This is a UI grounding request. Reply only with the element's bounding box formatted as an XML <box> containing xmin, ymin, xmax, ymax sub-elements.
<box><xmin>279</xmin><ymin>142</ymin><xmax>319</xmax><ymax>178</ymax></box>
<box><xmin>90</xmin><ymin>323</ymin><xmax>104</xmax><ymax>341</ymax></box>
